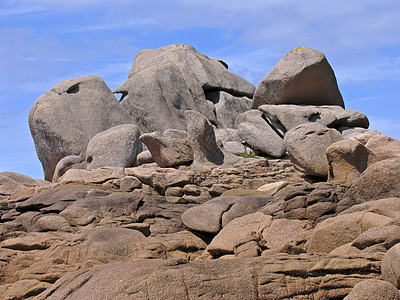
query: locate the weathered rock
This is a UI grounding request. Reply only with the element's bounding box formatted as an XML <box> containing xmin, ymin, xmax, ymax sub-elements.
<box><xmin>259</xmin><ymin>104</ymin><xmax>337</xmax><ymax>133</ymax></box>
<box><xmin>115</xmin><ymin>63</ymin><xmax>215</xmax><ymax>133</ymax></box>
<box><xmin>181</xmin><ymin>195</ymin><xmax>272</xmax><ymax>233</ymax></box>
<box><xmin>0</xmin><ymin>175</ymin><xmax>30</xmax><ymax>197</ymax></box>
<box><xmin>214</xmin><ymin>128</ymin><xmax>242</xmax><ymax>143</ymax></box>
<box><xmin>141</xmin><ymin>231</ymin><xmax>207</xmax><ymax>260</ymax></box>
<box><xmin>351</xmin><ymin>225</ymin><xmax>400</xmax><ymax>250</ymax></box>
<box><xmin>284</xmin><ymin>123</ymin><xmax>343</xmax><ymax>177</ymax></box>
<box><xmin>365</xmin><ymin>135</ymin><xmax>400</xmax><ymax>161</ymax></box>
<box><xmin>1</xmin><ymin>279</ymin><xmax>51</xmax><ymax>300</ymax></box>
<box><xmin>341</xmin><ymin>110</ymin><xmax>369</xmax><ymax>128</ymax></box>
<box><xmin>326</xmin><ymin>139</ymin><xmax>376</xmax><ymax>182</ymax></box>
<box><xmin>340</xmin><ymin>158</ymin><xmax>400</xmax><ymax>208</ymax></box>
<box><xmin>0</xmin><ymin>172</ymin><xmax>41</xmax><ymax>187</ymax></box>
<box><xmin>382</xmin><ymin>243</ymin><xmax>400</xmax><ymax>288</ymax></box>
<box><xmin>339</xmin><ymin>198</ymin><xmax>400</xmax><ymax>220</ymax></box>
<box><xmin>344</xmin><ymin>279</ymin><xmax>400</xmax><ymax>300</ymax></box>
<box><xmin>140</xmin><ymin>131</ymin><xmax>193</xmax><ymax>167</ymax></box>
<box><xmin>58</xmin><ymin>167</ymin><xmax>125</xmax><ymax>185</ymax></box>
<box><xmin>238</xmin><ymin>122</ymin><xmax>286</xmax><ymax>157</ymax></box>
<box><xmin>36</xmin><ymin>254</ymin><xmax>382</xmax><ymax>300</ymax></box>
<box><xmin>339</xmin><ymin>126</ymin><xmax>372</xmax><ymax>139</ymax></box>
<box><xmin>259</xmin><ymin>104</ymin><xmax>369</xmax><ymax>134</ymax></box>
<box><xmin>115</xmin><ymin>44</ymin><xmax>255</xmax><ymax>133</ymax></box>
<box><xmin>15</xmin><ymin>185</ymin><xmax>91</xmax><ymax>213</ymax></box>
<box><xmin>257</xmin><ymin>181</ymin><xmax>289</xmax><ymax>195</ymax></box>
<box><xmin>59</xmin><ymin>192</ymin><xmax>143</xmax><ymax>227</ymax></box>
<box><xmin>80</xmin><ymin>227</ymin><xmax>146</xmax><ymax>265</ymax></box>
<box><xmin>35</xmin><ymin>215</ymin><xmax>71</xmax><ymax>232</ymax></box>
<box><xmin>52</xmin><ymin>155</ymin><xmax>86</xmax><ymax>182</ymax></box>
<box><xmin>252</xmin><ymin>47</ymin><xmax>344</xmax><ymax>109</ymax></box>
<box><xmin>307</xmin><ymin>211</ymin><xmax>392</xmax><ymax>253</ymax></box>
<box><xmin>205</xmin><ymin>212</ymin><xmax>309</xmax><ymax>257</ymax></box>
<box><xmin>185</xmin><ymin>110</ymin><xmax>241</xmax><ymax>171</ymax></box>
<box><xmin>223</xmin><ymin>141</ymin><xmax>248</xmax><ymax>154</ymax></box>
<box><xmin>351</xmin><ymin>130</ymin><xmax>382</xmax><ymax>144</ymax></box>
<box><xmin>85</xmin><ymin>124</ymin><xmax>141</xmax><ymax>169</ymax></box>
<box><xmin>29</xmin><ymin>76</ymin><xmax>132</xmax><ymax>181</ymax></box>
<box><xmin>212</xmin><ymin>91</ymin><xmax>252</xmax><ymax>128</ymax></box>
<box><xmin>129</xmin><ymin>44</ymin><xmax>255</xmax><ymax>97</ymax></box>
<box><xmin>136</xmin><ymin>150</ymin><xmax>155</xmax><ymax>165</ymax></box>
<box><xmin>234</xmin><ymin>109</ymin><xmax>267</xmax><ymax>129</ymax></box>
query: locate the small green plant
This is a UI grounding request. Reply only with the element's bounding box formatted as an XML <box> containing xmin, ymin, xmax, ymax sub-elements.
<box><xmin>233</xmin><ymin>153</ymin><xmax>260</xmax><ymax>159</ymax></box>
<box><xmin>100</xmin><ymin>167</ymin><xmax>111</xmax><ymax>170</ymax></box>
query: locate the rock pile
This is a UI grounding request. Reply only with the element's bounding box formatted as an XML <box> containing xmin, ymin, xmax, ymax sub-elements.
<box><xmin>1</xmin><ymin>44</ymin><xmax>400</xmax><ymax>299</ymax></box>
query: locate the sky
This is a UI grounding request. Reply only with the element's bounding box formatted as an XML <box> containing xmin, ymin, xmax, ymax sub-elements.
<box><xmin>1</xmin><ymin>0</ymin><xmax>400</xmax><ymax>179</ymax></box>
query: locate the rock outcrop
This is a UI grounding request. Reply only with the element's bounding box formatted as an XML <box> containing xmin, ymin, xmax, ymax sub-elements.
<box><xmin>3</xmin><ymin>43</ymin><xmax>399</xmax><ymax>299</ymax></box>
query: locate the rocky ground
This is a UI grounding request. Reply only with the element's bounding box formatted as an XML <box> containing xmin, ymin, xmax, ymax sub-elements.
<box><xmin>1</xmin><ymin>155</ymin><xmax>400</xmax><ymax>299</ymax></box>
<box><xmin>2</xmin><ymin>44</ymin><xmax>400</xmax><ymax>299</ymax></box>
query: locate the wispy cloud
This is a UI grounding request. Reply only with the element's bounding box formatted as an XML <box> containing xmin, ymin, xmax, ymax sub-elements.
<box><xmin>369</xmin><ymin>116</ymin><xmax>400</xmax><ymax>139</ymax></box>
<box><xmin>336</xmin><ymin>56</ymin><xmax>400</xmax><ymax>84</ymax></box>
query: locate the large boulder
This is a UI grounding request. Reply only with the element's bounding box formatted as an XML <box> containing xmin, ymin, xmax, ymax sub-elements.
<box><xmin>129</xmin><ymin>44</ymin><xmax>255</xmax><ymax>97</ymax></box>
<box><xmin>252</xmin><ymin>47</ymin><xmax>344</xmax><ymax>109</ymax></box>
<box><xmin>115</xmin><ymin>44</ymin><xmax>255</xmax><ymax>133</ymax></box>
<box><xmin>284</xmin><ymin>123</ymin><xmax>343</xmax><ymax>177</ymax></box>
<box><xmin>85</xmin><ymin>124</ymin><xmax>142</xmax><ymax>169</ymax></box>
<box><xmin>29</xmin><ymin>76</ymin><xmax>132</xmax><ymax>181</ymax></box>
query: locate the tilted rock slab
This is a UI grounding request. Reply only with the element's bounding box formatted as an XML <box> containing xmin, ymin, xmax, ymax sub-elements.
<box><xmin>185</xmin><ymin>110</ymin><xmax>242</xmax><ymax>171</ymax></box>
<box><xmin>259</xmin><ymin>104</ymin><xmax>369</xmax><ymax>134</ymax></box>
<box><xmin>29</xmin><ymin>76</ymin><xmax>132</xmax><ymax>181</ymax></box>
<box><xmin>284</xmin><ymin>123</ymin><xmax>343</xmax><ymax>177</ymax></box>
<box><xmin>237</xmin><ymin>121</ymin><xmax>286</xmax><ymax>157</ymax></box>
<box><xmin>140</xmin><ymin>130</ymin><xmax>193</xmax><ymax>168</ymax></box>
<box><xmin>252</xmin><ymin>47</ymin><xmax>344</xmax><ymax>109</ymax></box>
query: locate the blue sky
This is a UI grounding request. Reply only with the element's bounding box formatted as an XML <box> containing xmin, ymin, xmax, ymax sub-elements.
<box><xmin>1</xmin><ymin>0</ymin><xmax>400</xmax><ymax>179</ymax></box>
